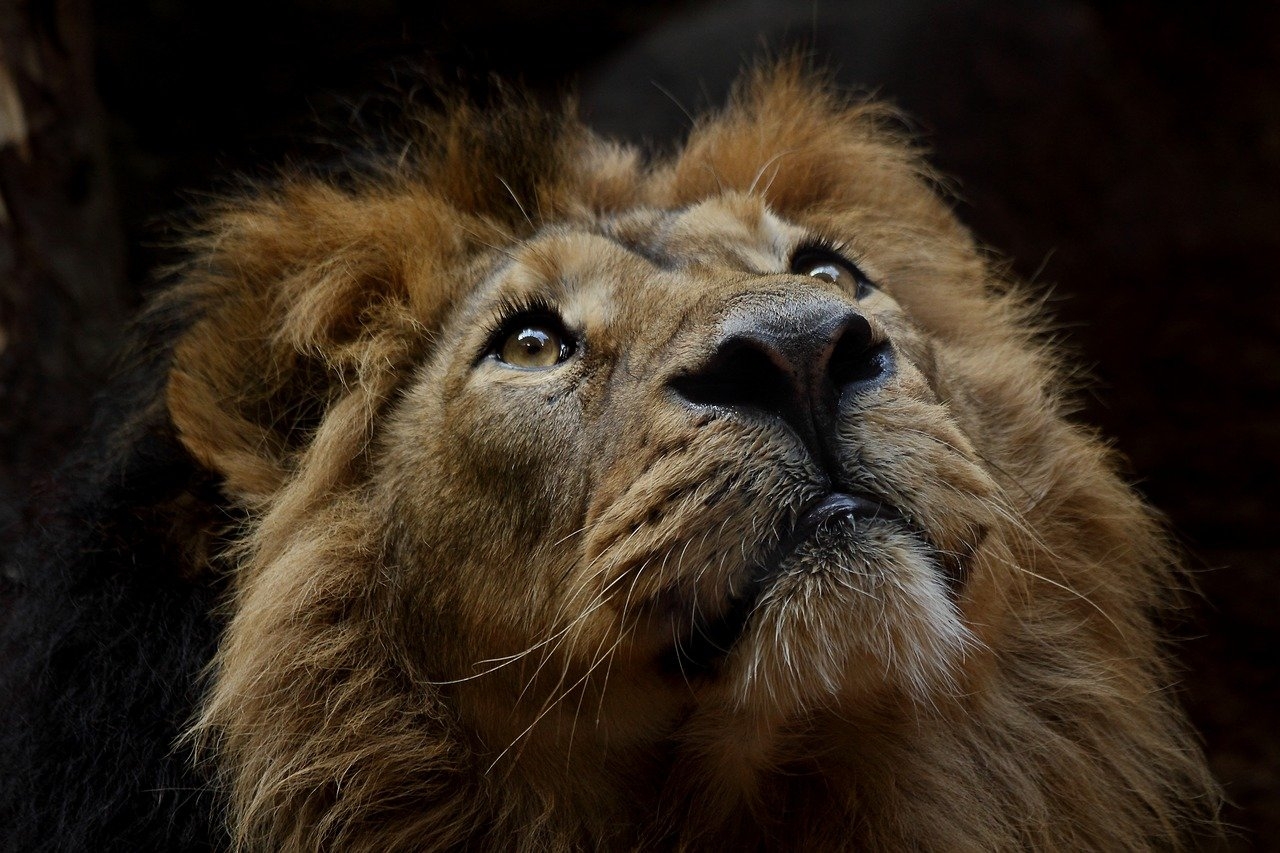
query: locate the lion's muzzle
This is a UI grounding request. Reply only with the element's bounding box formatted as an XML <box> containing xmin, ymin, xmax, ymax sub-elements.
<box><xmin>669</xmin><ymin>290</ymin><xmax>893</xmax><ymax>476</ymax></box>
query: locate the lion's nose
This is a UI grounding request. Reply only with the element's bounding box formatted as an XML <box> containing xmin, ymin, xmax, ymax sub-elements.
<box><xmin>670</xmin><ymin>300</ymin><xmax>892</xmax><ymax>453</ymax></box>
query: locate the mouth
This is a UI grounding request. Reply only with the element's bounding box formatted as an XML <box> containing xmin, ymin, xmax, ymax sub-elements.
<box><xmin>663</xmin><ymin>492</ymin><xmax>905</xmax><ymax>676</ymax></box>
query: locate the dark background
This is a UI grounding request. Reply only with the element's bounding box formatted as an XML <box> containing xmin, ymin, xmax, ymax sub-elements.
<box><xmin>1</xmin><ymin>1</ymin><xmax>1275</xmax><ymax>847</ymax></box>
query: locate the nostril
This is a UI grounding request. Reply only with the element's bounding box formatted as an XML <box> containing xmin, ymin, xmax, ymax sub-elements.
<box><xmin>670</xmin><ymin>306</ymin><xmax>892</xmax><ymax>444</ymax></box>
<box><xmin>829</xmin><ymin>315</ymin><xmax>893</xmax><ymax>398</ymax></box>
<box><xmin>669</xmin><ymin>337</ymin><xmax>796</xmax><ymax>418</ymax></box>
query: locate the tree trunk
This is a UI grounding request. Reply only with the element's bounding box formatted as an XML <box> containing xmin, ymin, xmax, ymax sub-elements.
<box><xmin>0</xmin><ymin>0</ymin><xmax>125</xmax><ymax>554</ymax></box>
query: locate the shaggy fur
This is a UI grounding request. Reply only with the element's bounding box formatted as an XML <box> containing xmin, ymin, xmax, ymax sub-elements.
<box><xmin>3</xmin><ymin>63</ymin><xmax>1220</xmax><ymax>850</ymax></box>
<box><xmin>0</xmin><ymin>306</ymin><xmax>228</xmax><ymax>851</ymax></box>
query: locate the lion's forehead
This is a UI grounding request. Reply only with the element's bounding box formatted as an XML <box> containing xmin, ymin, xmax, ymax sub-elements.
<box><xmin>467</xmin><ymin>198</ymin><xmax>812</xmax><ymax>324</ymax></box>
<box><xmin>613</xmin><ymin>195</ymin><xmax>801</xmax><ymax>272</ymax></box>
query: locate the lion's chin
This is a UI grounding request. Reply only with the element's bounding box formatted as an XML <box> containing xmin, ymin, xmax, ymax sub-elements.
<box><xmin>667</xmin><ymin>500</ymin><xmax>976</xmax><ymax>715</ymax></box>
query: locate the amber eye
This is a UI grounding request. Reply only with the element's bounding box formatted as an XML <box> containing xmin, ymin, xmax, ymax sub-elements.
<box><xmin>495</xmin><ymin>317</ymin><xmax>573</xmax><ymax>369</ymax></box>
<box><xmin>790</xmin><ymin>244</ymin><xmax>875</xmax><ymax>299</ymax></box>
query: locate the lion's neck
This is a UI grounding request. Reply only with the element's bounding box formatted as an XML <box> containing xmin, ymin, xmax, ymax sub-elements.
<box><xmin>460</xmin><ymin>673</ymin><xmax>879</xmax><ymax>848</ymax></box>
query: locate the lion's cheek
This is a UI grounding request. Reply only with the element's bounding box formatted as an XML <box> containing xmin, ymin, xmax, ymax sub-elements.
<box><xmin>375</xmin><ymin>399</ymin><xmax>593</xmax><ymax>670</ymax></box>
<box><xmin>394</xmin><ymin>373</ymin><xmax>590</xmax><ymax>540</ymax></box>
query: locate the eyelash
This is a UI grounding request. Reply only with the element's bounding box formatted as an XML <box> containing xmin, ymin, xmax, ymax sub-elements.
<box><xmin>794</xmin><ymin>235</ymin><xmax>854</xmax><ymax>260</ymax></box>
<box><xmin>479</xmin><ymin>296</ymin><xmax>565</xmax><ymax>359</ymax></box>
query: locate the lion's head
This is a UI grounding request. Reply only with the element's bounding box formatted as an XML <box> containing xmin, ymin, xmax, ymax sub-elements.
<box><xmin>166</xmin><ymin>65</ymin><xmax>1219</xmax><ymax>849</ymax></box>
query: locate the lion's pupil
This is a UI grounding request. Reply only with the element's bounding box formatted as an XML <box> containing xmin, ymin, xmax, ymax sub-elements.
<box><xmin>501</xmin><ymin>326</ymin><xmax>561</xmax><ymax>367</ymax></box>
<box><xmin>808</xmin><ymin>263</ymin><xmax>841</xmax><ymax>284</ymax></box>
<box><xmin>520</xmin><ymin>330</ymin><xmax>545</xmax><ymax>352</ymax></box>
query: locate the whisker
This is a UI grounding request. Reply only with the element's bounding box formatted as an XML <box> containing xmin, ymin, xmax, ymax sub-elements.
<box><xmin>747</xmin><ymin>149</ymin><xmax>795</xmax><ymax>196</ymax></box>
<box><xmin>486</xmin><ymin>632</ymin><xmax>627</xmax><ymax>775</ymax></box>
<box><xmin>497</xmin><ymin>176</ymin><xmax>536</xmax><ymax>230</ymax></box>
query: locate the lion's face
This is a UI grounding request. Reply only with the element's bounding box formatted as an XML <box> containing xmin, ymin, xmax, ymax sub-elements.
<box><xmin>168</xmin><ymin>68</ymin><xmax>1217</xmax><ymax>849</ymax></box>
<box><xmin>383</xmin><ymin>194</ymin><xmax>998</xmax><ymax>737</ymax></box>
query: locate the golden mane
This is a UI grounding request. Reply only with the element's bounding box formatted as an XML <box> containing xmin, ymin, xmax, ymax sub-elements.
<box><xmin>166</xmin><ymin>63</ymin><xmax>1220</xmax><ymax>850</ymax></box>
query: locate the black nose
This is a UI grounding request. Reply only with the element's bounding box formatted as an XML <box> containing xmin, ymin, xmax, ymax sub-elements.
<box><xmin>670</xmin><ymin>299</ymin><xmax>892</xmax><ymax>455</ymax></box>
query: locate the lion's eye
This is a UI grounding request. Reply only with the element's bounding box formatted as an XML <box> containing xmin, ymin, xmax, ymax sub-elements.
<box><xmin>790</xmin><ymin>244</ymin><xmax>875</xmax><ymax>299</ymax></box>
<box><xmin>495</xmin><ymin>316</ymin><xmax>573</xmax><ymax>369</ymax></box>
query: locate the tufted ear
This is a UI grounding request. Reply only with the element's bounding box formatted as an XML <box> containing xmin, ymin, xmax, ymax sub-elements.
<box><xmin>164</xmin><ymin>90</ymin><xmax>642</xmax><ymax>508</ymax></box>
<box><xmin>165</xmin><ymin>181</ymin><xmax>472</xmax><ymax>506</ymax></box>
<box><xmin>654</xmin><ymin>62</ymin><xmax>941</xmax><ymax>220</ymax></box>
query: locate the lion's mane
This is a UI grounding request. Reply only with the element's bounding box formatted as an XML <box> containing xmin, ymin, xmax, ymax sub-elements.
<box><xmin>2</xmin><ymin>64</ymin><xmax>1219</xmax><ymax>851</ymax></box>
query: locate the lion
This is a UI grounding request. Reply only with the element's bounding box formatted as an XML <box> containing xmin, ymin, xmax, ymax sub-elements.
<box><xmin>0</xmin><ymin>63</ymin><xmax>1220</xmax><ymax>850</ymax></box>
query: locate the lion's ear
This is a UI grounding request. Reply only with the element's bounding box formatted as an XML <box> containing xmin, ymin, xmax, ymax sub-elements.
<box><xmin>165</xmin><ymin>182</ymin><xmax>464</xmax><ymax>506</ymax></box>
<box><xmin>658</xmin><ymin>61</ymin><xmax>953</xmax><ymax>230</ymax></box>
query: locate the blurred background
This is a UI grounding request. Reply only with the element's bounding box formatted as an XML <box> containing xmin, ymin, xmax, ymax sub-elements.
<box><xmin>1</xmin><ymin>1</ymin><xmax>1275</xmax><ymax>847</ymax></box>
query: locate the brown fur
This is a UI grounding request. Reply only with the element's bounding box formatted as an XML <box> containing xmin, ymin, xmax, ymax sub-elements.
<box><xmin>170</xmin><ymin>64</ymin><xmax>1220</xmax><ymax>849</ymax></box>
